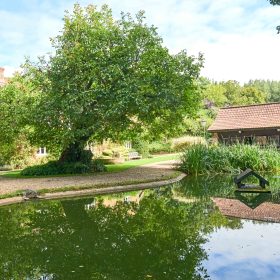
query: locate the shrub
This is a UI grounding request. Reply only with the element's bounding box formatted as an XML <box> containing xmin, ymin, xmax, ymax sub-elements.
<box><xmin>132</xmin><ymin>139</ymin><xmax>150</xmax><ymax>158</ymax></box>
<box><xmin>171</xmin><ymin>136</ymin><xmax>206</xmax><ymax>152</ymax></box>
<box><xmin>179</xmin><ymin>144</ymin><xmax>280</xmax><ymax>175</ymax></box>
<box><xmin>21</xmin><ymin>158</ymin><xmax>107</xmax><ymax>176</ymax></box>
<box><xmin>91</xmin><ymin>159</ymin><xmax>107</xmax><ymax>172</ymax></box>
<box><xmin>21</xmin><ymin>161</ymin><xmax>61</xmax><ymax>176</ymax></box>
<box><xmin>102</xmin><ymin>149</ymin><xmax>113</xmax><ymax>157</ymax></box>
<box><xmin>148</xmin><ymin>141</ymin><xmax>172</xmax><ymax>154</ymax></box>
<box><xmin>61</xmin><ymin>162</ymin><xmax>90</xmax><ymax>174</ymax></box>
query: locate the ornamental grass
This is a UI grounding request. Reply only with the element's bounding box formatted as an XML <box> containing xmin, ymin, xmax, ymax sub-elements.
<box><xmin>179</xmin><ymin>144</ymin><xmax>280</xmax><ymax>175</ymax></box>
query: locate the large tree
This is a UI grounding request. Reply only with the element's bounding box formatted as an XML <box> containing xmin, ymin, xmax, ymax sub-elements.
<box><xmin>23</xmin><ymin>4</ymin><xmax>203</xmax><ymax>163</ymax></box>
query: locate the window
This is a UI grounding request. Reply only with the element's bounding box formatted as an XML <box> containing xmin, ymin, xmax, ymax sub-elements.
<box><xmin>37</xmin><ymin>147</ymin><xmax>47</xmax><ymax>156</ymax></box>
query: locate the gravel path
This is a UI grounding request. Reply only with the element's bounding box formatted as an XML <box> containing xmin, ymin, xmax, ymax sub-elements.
<box><xmin>0</xmin><ymin>160</ymin><xmax>179</xmax><ymax>195</ymax></box>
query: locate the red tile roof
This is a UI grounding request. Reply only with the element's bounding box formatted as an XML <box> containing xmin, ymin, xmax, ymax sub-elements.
<box><xmin>208</xmin><ymin>103</ymin><xmax>280</xmax><ymax>132</ymax></box>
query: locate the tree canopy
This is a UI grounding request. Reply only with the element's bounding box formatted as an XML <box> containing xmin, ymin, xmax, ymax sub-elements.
<box><xmin>269</xmin><ymin>0</ymin><xmax>280</xmax><ymax>5</ymax></box>
<box><xmin>21</xmin><ymin>4</ymin><xmax>203</xmax><ymax>162</ymax></box>
<box><xmin>245</xmin><ymin>79</ymin><xmax>280</xmax><ymax>102</ymax></box>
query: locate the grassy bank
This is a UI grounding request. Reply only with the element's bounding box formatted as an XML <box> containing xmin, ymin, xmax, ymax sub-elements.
<box><xmin>179</xmin><ymin>144</ymin><xmax>280</xmax><ymax>175</ymax></box>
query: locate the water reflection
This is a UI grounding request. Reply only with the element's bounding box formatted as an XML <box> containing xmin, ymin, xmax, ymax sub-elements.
<box><xmin>174</xmin><ymin>174</ymin><xmax>280</xmax><ymax>203</ymax></box>
<box><xmin>0</xmin><ymin>174</ymin><xmax>279</xmax><ymax>279</ymax></box>
<box><xmin>0</xmin><ymin>188</ymin><xmax>238</xmax><ymax>280</ymax></box>
<box><xmin>234</xmin><ymin>192</ymin><xmax>271</xmax><ymax>209</ymax></box>
<box><xmin>174</xmin><ymin>175</ymin><xmax>280</xmax><ymax>223</ymax></box>
<box><xmin>203</xmin><ymin>220</ymin><xmax>280</xmax><ymax>280</ymax></box>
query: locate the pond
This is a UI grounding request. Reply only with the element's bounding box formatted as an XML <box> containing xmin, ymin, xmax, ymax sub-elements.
<box><xmin>0</xmin><ymin>175</ymin><xmax>280</xmax><ymax>279</ymax></box>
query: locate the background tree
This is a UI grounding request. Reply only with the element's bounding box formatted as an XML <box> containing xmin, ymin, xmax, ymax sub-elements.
<box><xmin>0</xmin><ymin>75</ymin><xmax>39</xmax><ymax>167</ymax></box>
<box><xmin>268</xmin><ymin>0</ymin><xmax>280</xmax><ymax>32</ymax></box>
<box><xmin>269</xmin><ymin>0</ymin><xmax>280</xmax><ymax>5</ymax></box>
<box><xmin>24</xmin><ymin>4</ymin><xmax>203</xmax><ymax>164</ymax></box>
<box><xmin>235</xmin><ymin>86</ymin><xmax>266</xmax><ymax>105</ymax></box>
<box><xmin>202</xmin><ymin>83</ymin><xmax>228</xmax><ymax>107</ymax></box>
<box><xmin>245</xmin><ymin>79</ymin><xmax>280</xmax><ymax>102</ymax></box>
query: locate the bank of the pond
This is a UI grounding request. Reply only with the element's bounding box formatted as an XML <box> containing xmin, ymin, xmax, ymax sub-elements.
<box><xmin>0</xmin><ymin>160</ymin><xmax>184</xmax><ymax>206</ymax></box>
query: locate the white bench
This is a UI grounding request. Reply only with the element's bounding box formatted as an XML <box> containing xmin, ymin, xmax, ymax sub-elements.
<box><xmin>128</xmin><ymin>151</ymin><xmax>142</xmax><ymax>160</ymax></box>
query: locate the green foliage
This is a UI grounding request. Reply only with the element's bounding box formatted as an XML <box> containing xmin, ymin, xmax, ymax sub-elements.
<box><xmin>61</xmin><ymin>162</ymin><xmax>91</xmax><ymax>174</ymax></box>
<box><xmin>220</xmin><ymin>81</ymin><xmax>266</xmax><ymax>106</ymax></box>
<box><xmin>91</xmin><ymin>159</ymin><xmax>107</xmax><ymax>172</ymax></box>
<box><xmin>269</xmin><ymin>0</ymin><xmax>280</xmax><ymax>5</ymax></box>
<box><xmin>179</xmin><ymin>144</ymin><xmax>280</xmax><ymax>175</ymax></box>
<box><xmin>21</xmin><ymin>161</ymin><xmax>61</xmax><ymax>176</ymax></box>
<box><xmin>148</xmin><ymin>141</ymin><xmax>172</xmax><ymax>154</ymax></box>
<box><xmin>202</xmin><ymin>83</ymin><xmax>227</xmax><ymax>107</ymax></box>
<box><xmin>0</xmin><ymin>133</ymin><xmax>50</xmax><ymax>169</ymax></box>
<box><xmin>80</xmin><ymin>150</ymin><xmax>93</xmax><ymax>165</ymax></box>
<box><xmin>102</xmin><ymin>149</ymin><xmax>113</xmax><ymax>157</ymax></box>
<box><xmin>132</xmin><ymin>139</ymin><xmax>150</xmax><ymax>158</ymax></box>
<box><xmin>22</xmin><ymin>4</ymin><xmax>203</xmax><ymax>160</ymax></box>
<box><xmin>21</xmin><ymin>161</ymin><xmax>88</xmax><ymax>176</ymax></box>
<box><xmin>20</xmin><ymin>154</ymin><xmax>107</xmax><ymax>176</ymax></box>
<box><xmin>235</xmin><ymin>86</ymin><xmax>266</xmax><ymax>105</ymax></box>
<box><xmin>171</xmin><ymin>136</ymin><xmax>206</xmax><ymax>152</ymax></box>
<box><xmin>201</xmin><ymin>80</ymin><xmax>268</xmax><ymax>109</ymax></box>
<box><xmin>245</xmin><ymin>80</ymin><xmax>280</xmax><ymax>102</ymax></box>
<box><xmin>0</xmin><ymin>75</ymin><xmax>34</xmax><ymax>145</ymax></box>
<box><xmin>0</xmin><ymin>75</ymin><xmax>38</xmax><ymax>167</ymax></box>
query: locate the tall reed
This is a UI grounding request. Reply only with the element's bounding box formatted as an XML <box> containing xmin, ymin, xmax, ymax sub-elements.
<box><xmin>179</xmin><ymin>144</ymin><xmax>280</xmax><ymax>175</ymax></box>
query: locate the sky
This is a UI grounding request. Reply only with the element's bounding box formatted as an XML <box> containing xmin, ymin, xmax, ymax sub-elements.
<box><xmin>1</xmin><ymin>0</ymin><xmax>280</xmax><ymax>83</ymax></box>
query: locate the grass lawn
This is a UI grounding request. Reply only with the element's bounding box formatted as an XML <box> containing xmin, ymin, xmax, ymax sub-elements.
<box><xmin>1</xmin><ymin>153</ymin><xmax>180</xmax><ymax>179</ymax></box>
<box><xmin>106</xmin><ymin>153</ymin><xmax>179</xmax><ymax>172</ymax></box>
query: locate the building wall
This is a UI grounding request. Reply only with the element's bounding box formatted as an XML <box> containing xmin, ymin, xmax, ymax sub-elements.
<box><xmin>0</xmin><ymin>67</ymin><xmax>8</xmax><ymax>86</ymax></box>
<box><xmin>216</xmin><ymin>128</ymin><xmax>280</xmax><ymax>146</ymax></box>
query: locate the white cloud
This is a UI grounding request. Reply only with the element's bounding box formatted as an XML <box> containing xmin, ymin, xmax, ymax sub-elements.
<box><xmin>1</xmin><ymin>0</ymin><xmax>280</xmax><ymax>82</ymax></box>
<box><xmin>203</xmin><ymin>220</ymin><xmax>280</xmax><ymax>279</ymax></box>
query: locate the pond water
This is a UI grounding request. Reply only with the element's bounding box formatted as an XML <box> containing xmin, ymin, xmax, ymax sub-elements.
<box><xmin>0</xmin><ymin>175</ymin><xmax>280</xmax><ymax>279</ymax></box>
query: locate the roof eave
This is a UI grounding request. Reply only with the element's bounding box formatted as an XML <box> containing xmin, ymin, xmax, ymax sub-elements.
<box><xmin>208</xmin><ymin>126</ymin><xmax>280</xmax><ymax>133</ymax></box>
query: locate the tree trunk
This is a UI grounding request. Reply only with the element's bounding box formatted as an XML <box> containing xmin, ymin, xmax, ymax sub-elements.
<box><xmin>59</xmin><ymin>140</ymin><xmax>90</xmax><ymax>163</ymax></box>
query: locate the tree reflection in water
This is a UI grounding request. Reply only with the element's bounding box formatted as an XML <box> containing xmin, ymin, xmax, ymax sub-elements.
<box><xmin>0</xmin><ymin>187</ymin><xmax>240</xmax><ymax>280</ymax></box>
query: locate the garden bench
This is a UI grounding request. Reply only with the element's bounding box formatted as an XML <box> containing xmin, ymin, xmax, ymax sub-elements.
<box><xmin>128</xmin><ymin>151</ymin><xmax>142</xmax><ymax>160</ymax></box>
